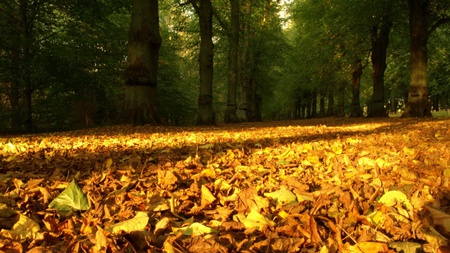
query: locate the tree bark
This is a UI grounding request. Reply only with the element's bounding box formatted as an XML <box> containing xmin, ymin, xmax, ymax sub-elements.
<box><xmin>350</xmin><ymin>59</ymin><xmax>363</xmax><ymax>117</ymax></box>
<box><xmin>336</xmin><ymin>81</ymin><xmax>345</xmax><ymax>117</ymax></box>
<box><xmin>196</xmin><ymin>0</ymin><xmax>215</xmax><ymax>125</ymax></box>
<box><xmin>311</xmin><ymin>89</ymin><xmax>317</xmax><ymax>118</ymax></box>
<box><xmin>224</xmin><ymin>0</ymin><xmax>240</xmax><ymax>123</ymax></box>
<box><xmin>327</xmin><ymin>89</ymin><xmax>334</xmax><ymax>116</ymax></box>
<box><xmin>368</xmin><ymin>16</ymin><xmax>392</xmax><ymax>117</ymax></box>
<box><xmin>237</xmin><ymin>0</ymin><xmax>251</xmax><ymax>122</ymax></box>
<box><xmin>402</xmin><ymin>0</ymin><xmax>432</xmax><ymax>117</ymax></box>
<box><xmin>125</xmin><ymin>0</ymin><xmax>161</xmax><ymax>125</ymax></box>
<box><xmin>319</xmin><ymin>91</ymin><xmax>325</xmax><ymax>117</ymax></box>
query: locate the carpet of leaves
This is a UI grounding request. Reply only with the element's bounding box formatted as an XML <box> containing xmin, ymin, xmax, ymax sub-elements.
<box><xmin>1</xmin><ymin>118</ymin><xmax>450</xmax><ymax>253</ymax></box>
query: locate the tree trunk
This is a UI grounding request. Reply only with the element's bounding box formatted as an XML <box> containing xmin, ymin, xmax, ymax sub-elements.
<box><xmin>311</xmin><ymin>89</ymin><xmax>317</xmax><ymax>118</ymax></box>
<box><xmin>125</xmin><ymin>0</ymin><xmax>161</xmax><ymax>125</ymax></box>
<box><xmin>248</xmin><ymin>77</ymin><xmax>261</xmax><ymax>121</ymax></box>
<box><xmin>350</xmin><ymin>59</ymin><xmax>363</xmax><ymax>117</ymax></box>
<box><xmin>402</xmin><ymin>0</ymin><xmax>432</xmax><ymax>117</ymax></box>
<box><xmin>9</xmin><ymin>88</ymin><xmax>21</xmax><ymax>130</ymax></box>
<box><xmin>368</xmin><ymin>17</ymin><xmax>392</xmax><ymax>117</ymax></box>
<box><xmin>336</xmin><ymin>82</ymin><xmax>345</xmax><ymax>117</ymax></box>
<box><xmin>327</xmin><ymin>89</ymin><xmax>334</xmax><ymax>116</ymax></box>
<box><xmin>224</xmin><ymin>0</ymin><xmax>240</xmax><ymax>123</ymax></box>
<box><xmin>196</xmin><ymin>0</ymin><xmax>215</xmax><ymax>125</ymax></box>
<box><xmin>237</xmin><ymin>0</ymin><xmax>251</xmax><ymax>122</ymax></box>
<box><xmin>319</xmin><ymin>91</ymin><xmax>325</xmax><ymax>117</ymax></box>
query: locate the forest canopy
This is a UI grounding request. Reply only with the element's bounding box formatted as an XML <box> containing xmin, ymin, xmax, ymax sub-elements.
<box><xmin>0</xmin><ymin>0</ymin><xmax>449</xmax><ymax>132</ymax></box>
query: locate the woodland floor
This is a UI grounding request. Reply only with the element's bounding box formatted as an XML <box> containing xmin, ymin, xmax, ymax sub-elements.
<box><xmin>1</xmin><ymin>117</ymin><xmax>450</xmax><ymax>253</ymax></box>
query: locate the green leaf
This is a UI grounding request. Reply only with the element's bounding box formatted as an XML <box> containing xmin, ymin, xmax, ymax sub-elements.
<box><xmin>105</xmin><ymin>212</ymin><xmax>149</xmax><ymax>234</ymax></box>
<box><xmin>48</xmin><ymin>180</ymin><xmax>89</xmax><ymax>212</ymax></box>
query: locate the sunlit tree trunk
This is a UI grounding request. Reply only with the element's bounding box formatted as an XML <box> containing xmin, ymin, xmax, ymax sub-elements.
<box><xmin>350</xmin><ymin>59</ymin><xmax>363</xmax><ymax>117</ymax></box>
<box><xmin>368</xmin><ymin>17</ymin><xmax>391</xmax><ymax>117</ymax></box>
<box><xmin>402</xmin><ymin>0</ymin><xmax>432</xmax><ymax>117</ymax></box>
<box><xmin>125</xmin><ymin>0</ymin><xmax>161</xmax><ymax>125</ymax></box>
<box><xmin>224</xmin><ymin>0</ymin><xmax>240</xmax><ymax>123</ymax></box>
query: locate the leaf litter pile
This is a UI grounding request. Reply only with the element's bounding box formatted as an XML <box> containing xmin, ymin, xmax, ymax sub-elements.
<box><xmin>1</xmin><ymin>118</ymin><xmax>450</xmax><ymax>252</ymax></box>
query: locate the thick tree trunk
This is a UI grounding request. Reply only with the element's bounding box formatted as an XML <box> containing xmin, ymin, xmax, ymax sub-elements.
<box><xmin>402</xmin><ymin>0</ymin><xmax>432</xmax><ymax>117</ymax></box>
<box><xmin>125</xmin><ymin>0</ymin><xmax>161</xmax><ymax>125</ymax></box>
<box><xmin>350</xmin><ymin>59</ymin><xmax>363</xmax><ymax>117</ymax></box>
<box><xmin>368</xmin><ymin>17</ymin><xmax>391</xmax><ymax>117</ymax></box>
<box><xmin>237</xmin><ymin>0</ymin><xmax>251</xmax><ymax>122</ymax></box>
<box><xmin>224</xmin><ymin>0</ymin><xmax>240</xmax><ymax>123</ymax></box>
<box><xmin>196</xmin><ymin>0</ymin><xmax>215</xmax><ymax>125</ymax></box>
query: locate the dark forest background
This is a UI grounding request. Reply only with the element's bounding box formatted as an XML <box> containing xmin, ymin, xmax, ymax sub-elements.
<box><xmin>0</xmin><ymin>0</ymin><xmax>449</xmax><ymax>133</ymax></box>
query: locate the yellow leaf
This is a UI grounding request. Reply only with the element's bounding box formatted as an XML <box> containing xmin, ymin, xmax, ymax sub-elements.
<box><xmin>375</xmin><ymin>158</ymin><xmax>389</xmax><ymax>169</ymax></box>
<box><xmin>343</xmin><ymin>154</ymin><xmax>351</xmax><ymax>166</ymax></box>
<box><xmin>0</xmin><ymin>213</ymin><xmax>40</xmax><ymax>240</ymax></box>
<box><xmin>94</xmin><ymin>227</ymin><xmax>108</xmax><ymax>251</ymax></box>
<box><xmin>367</xmin><ymin>211</ymin><xmax>385</xmax><ymax>226</ymax></box>
<box><xmin>264</xmin><ymin>186</ymin><xmax>297</xmax><ymax>205</ymax></box>
<box><xmin>302</xmin><ymin>143</ymin><xmax>313</xmax><ymax>152</ymax></box>
<box><xmin>105</xmin><ymin>212</ymin><xmax>149</xmax><ymax>234</ymax></box>
<box><xmin>104</xmin><ymin>158</ymin><xmax>113</xmax><ymax>169</ymax></box>
<box><xmin>343</xmin><ymin>242</ymin><xmax>389</xmax><ymax>253</ymax></box>
<box><xmin>331</xmin><ymin>142</ymin><xmax>343</xmax><ymax>154</ymax></box>
<box><xmin>199</xmin><ymin>143</ymin><xmax>214</xmax><ymax>149</ymax></box>
<box><xmin>3</xmin><ymin>156</ymin><xmax>16</xmax><ymax>162</ymax></box>
<box><xmin>306</xmin><ymin>155</ymin><xmax>321</xmax><ymax>165</ymax></box>
<box><xmin>378</xmin><ymin>190</ymin><xmax>413</xmax><ymax>212</ymax></box>
<box><xmin>278</xmin><ymin>210</ymin><xmax>289</xmax><ymax>219</ymax></box>
<box><xmin>242</xmin><ymin>210</ymin><xmax>275</xmax><ymax>230</ymax></box>
<box><xmin>155</xmin><ymin>217</ymin><xmax>171</xmax><ymax>234</ymax></box>
<box><xmin>403</xmin><ymin>147</ymin><xmax>415</xmax><ymax>156</ymax></box>
<box><xmin>120</xmin><ymin>175</ymin><xmax>130</xmax><ymax>182</ymax></box>
<box><xmin>174</xmin><ymin>222</ymin><xmax>217</xmax><ymax>236</ymax></box>
<box><xmin>358</xmin><ymin>157</ymin><xmax>376</xmax><ymax>168</ymax></box>
<box><xmin>214</xmin><ymin>178</ymin><xmax>231</xmax><ymax>191</ymax></box>
<box><xmin>201</xmin><ymin>185</ymin><xmax>216</xmax><ymax>207</ymax></box>
<box><xmin>275</xmin><ymin>147</ymin><xmax>291</xmax><ymax>159</ymax></box>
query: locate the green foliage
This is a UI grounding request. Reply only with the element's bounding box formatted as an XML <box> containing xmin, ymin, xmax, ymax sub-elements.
<box><xmin>1</xmin><ymin>0</ymin><xmax>449</xmax><ymax>131</ymax></box>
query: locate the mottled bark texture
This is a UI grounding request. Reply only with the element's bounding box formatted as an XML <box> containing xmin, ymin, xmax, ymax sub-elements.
<box><xmin>125</xmin><ymin>0</ymin><xmax>161</xmax><ymax>125</ymax></box>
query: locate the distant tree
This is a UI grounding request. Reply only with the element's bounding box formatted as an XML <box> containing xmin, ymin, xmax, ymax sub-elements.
<box><xmin>125</xmin><ymin>0</ymin><xmax>162</xmax><ymax>125</ymax></box>
<box><xmin>224</xmin><ymin>0</ymin><xmax>240</xmax><ymax>123</ymax></box>
<box><xmin>349</xmin><ymin>59</ymin><xmax>364</xmax><ymax>117</ymax></box>
<box><xmin>368</xmin><ymin>6</ymin><xmax>392</xmax><ymax>117</ymax></box>
<box><xmin>188</xmin><ymin>0</ymin><xmax>215</xmax><ymax>125</ymax></box>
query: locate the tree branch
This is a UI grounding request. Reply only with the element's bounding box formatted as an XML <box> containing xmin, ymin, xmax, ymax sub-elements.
<box><xmin>428</xmin><ymin>17</ymin><xmax>450</xmax><ymax>35</ymax></box>
<box><xmin>185</xmin><ymin>0</ymin><xmax>200</xmax><ymax>15</ymax></box>
<box><xmin>211</xmin><ymin>5</ymin><xmax>229</xmax><ymax>32</ymax></box>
